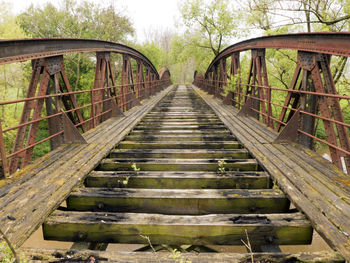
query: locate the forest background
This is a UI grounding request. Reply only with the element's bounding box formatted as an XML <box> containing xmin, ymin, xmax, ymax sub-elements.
<box><xmin>1</xmin><ymin>0</ymin><xmax>350</xmax><ymax>158</ymax></box>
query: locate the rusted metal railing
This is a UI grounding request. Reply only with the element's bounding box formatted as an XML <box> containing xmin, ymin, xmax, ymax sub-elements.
<box><xmin>0</xmin><ymin>39</ymin><xmax>171</xmax><ymax>177</ymax></box>
<box><xmin>194</xmin><ymin>33</ymin><xmax>350</xmax><ymax>173</ymax></box>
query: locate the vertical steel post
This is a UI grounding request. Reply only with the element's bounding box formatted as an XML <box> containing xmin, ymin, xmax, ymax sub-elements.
<box><xmin>9</xmin><ymin>59</ymin><xmax>42</xmax><ymax>174</ymax></box>
<box><xmin>229</xmin><ymin>52</ymin><xmax>241</xmax><ymax>107</ymax></box>
<box><xmin>0</xmin><ymin>120</ymin><xmax>8</xmax><ymax>178</ymax></box>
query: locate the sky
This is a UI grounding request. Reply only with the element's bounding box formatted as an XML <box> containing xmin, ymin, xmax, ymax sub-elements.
<box><xmin>6</xmin><ymin>0</ymin><xmax>182</xmax><ymax>43</ymax></box>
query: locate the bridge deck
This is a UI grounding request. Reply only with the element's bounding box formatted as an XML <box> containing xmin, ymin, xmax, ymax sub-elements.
<box><xmin>0</xmin><ymin>86</ymin><xmax>173</xmax><ymax>248</ymax></box>
<box><xmin>194</xmin><ymin>85</ymin><xmax>350</xmax><ymax>260</ymax></box>
<box><xmin>0</xmin><ymin>85</ymin><xmax>349</xmax><ymax>262</ymax></box>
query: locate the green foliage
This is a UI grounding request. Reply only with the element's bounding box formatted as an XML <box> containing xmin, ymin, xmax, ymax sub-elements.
<box><xmin>217</xmin><ymin>159</ymin><xmax>227</xmax><ymax>174</ymax></box>
<box><xmin>131</xmin><ymin>162</ymin><xmax>140</xmax><ymax>172</ymax></box>
<box><xmin>0</xmin><ymin>241</ymin><xmax>13</xmax><ymax>263</ymax></box>
<box><xmin>0</xmin><ymin>2</ymin><xmax>29</xmax><ymax>152</ymax></box>
<box><xmin>16</xmin><ymin>0</ymin><xmax>134</xmax><ymax>97</ymax></box>
<box><xmin>32</xmin><ymin>121</ymin><xmax>51</xmax><ymax>160</ymax></box>
<box><xmin>136</xmin><ymin>42</ymin><xmax>168</xmax><ymax>72</ymax></box>
<box><xmin>169</xmin><ymin>249</ymin><xmax>192</xmax><ymax>263</ymax></box>
<box><xmin>0</xmin><ymin>1</ymin><xmax>26</xmax><ymax>38</ymax></box>
<box><xmin>180</xmin><ymin>0</ymin><xmax>241</xmax><ymax>56</ymax></box>
<box><xmin>245</xmin><ymin>0</ymin><xmax>350</xmax><ymax>33</ymax></box>
<box><xmin>17</xmin><ymin>0</ymin><xmax>134</xmax><ymax>41</ymax></box>
<box><xmin>1</xmin><ymin>0</ymin><xmax>349</xmax><ymax>165</ymax></box>
<box><xmin>120</xmin><ymin>176</ymin><xmax>130</xmax><ymax>187</ymax></box>
<box><xmin>1</xmin><ymin>0</ymin><xmax>136</xmax><ymax>162</ymax></box>
<box><xmin>117</xmin><ymin>162</ymin><xmax>140</xmax><ymax>187</ymax></box>
<box><xmin>0</xmin><ymin>240</ymin><xmax>26</xmax><ymax>263</ymax></box>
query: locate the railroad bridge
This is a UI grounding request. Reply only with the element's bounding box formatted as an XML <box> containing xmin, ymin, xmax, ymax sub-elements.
<box><xmin>0</xmin><ymin>33</ymin><xmax>350</xmax><ymax>262</ymax></box>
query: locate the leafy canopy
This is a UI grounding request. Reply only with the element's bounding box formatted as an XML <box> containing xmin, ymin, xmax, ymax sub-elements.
<box><xmin>180</xmin><ymin>0</ymin><xmax>241</xmax><ymax>56</ymax></box>
<box><xmin>17</xmin><ymin>0</ymin><xmax>134</xmax><ymax>42</ymax></box>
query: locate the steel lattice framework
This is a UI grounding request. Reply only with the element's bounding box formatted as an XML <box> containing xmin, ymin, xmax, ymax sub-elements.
<box><xmin>0</xmin><ymin>38</ymin><xmax>171</xmax><ymax>176</ymax></box>
<box><xmin>194</xmin><ymin>32</ymin><xmax>350</xmax><ymax>172</ymax></box>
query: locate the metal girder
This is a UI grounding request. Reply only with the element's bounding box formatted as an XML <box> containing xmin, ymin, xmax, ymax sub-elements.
<box><xmin>274</xmin><ymin>51</ymin><xmax>350</xmax><ymax>171</ymax></box>
<box><xmin>199</xmin><ymin>32</ymin><xmax>350</xmax><ymax>172</ymax></box>
<box><xmin>229</xmin><ymin>52</ymin><xmax>241</xmax><ymax>108</ymax></box>
<box><xmin>8</xmin><ymin>56</ymin><xmax>86</xmax><ymax>173</ymax></box>
<box><xmin>0</xmin><ymin>39</ymin><xmax>167</xmax><ymax>177</ymax></box>
<box><xmin>206</xmin><ymin>32</ymin><xmax>350</xmax><ymax>77</ymax></box>
<box><xmin>90</xmin><ymin>52</ymin><xmax>123</xmax><ymax>128</ymax></box>
<box><xmin>121</xmin><ymin>54</ymin><xmax>139</xmax><ymax>111</ymax></box>
<box><xmin>245</xmin><ymin>49</ymin><xmax>273</xmax><ymax>128</ymax></box>
<box><xmin>0</xmin><ymin>38</ymin><xmax>159</xmax><ymax>78</ymax></box>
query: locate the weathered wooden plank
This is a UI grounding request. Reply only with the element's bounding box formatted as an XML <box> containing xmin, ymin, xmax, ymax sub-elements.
<box><xmin>67</xmin><ymin>188</ymin><xmax>289</xmax><ymax>214</ymax></box>
<box><xmin>98</xmin><ymin>158</ymin><xmax>259</xmax><ymax>171</ymax></box>
<box><xmin>246</xmin><ymin>142</ymin><xmax>350</xmax><ymax>259</ymax></box>
<box><xmin>20</xmin><ymin>248</ymin><xmax>346</xmax><ymax>263</ymax></box>
<box><xmin>133</xmin><ymin>125</ymin><xmax>227</xmax><ymax>130</ymax></box>
<box><xmin>152</xmin><ymin>108</ymin><xmax>211</xmax><ymax>112</ymax></box>
<box><xmin>43</xmin><ymin>211</ymin><xmax>312</xmax><ymax>246</ymax></box>
<box><xmin>109</xmin><ymin>149</ymin><xmax>249</xmax><ymax>159</ymax></box>
<box><xmin>0</xmin><ymin>86</ymin><xmax>174</xmax><ymax>248</ymax></box>
<box><xmin>217</xmin><ymin>91</ymin><xmax>350</xmax><ymax>221</ymax></box>
<box><xmin>142</xmin><ymin>117</ymin><xmax>219</xmax><ymax>121</ymax></box>
<box><xmin>141</xmin><ymin>118</ymin><xmax>221</xmax><ymax>122</ymax></box>
<box><xmin>145</xmin><ymin>113</ymin><xmax>217</xmax><ymax>117</ymax></box>
<box><xmin>85</xmin><ymin>171</ymin><xmax>270</xmax><ymax>189</ymax></box>
<box><xmin>130</xmin><ymin>129</ymin><xmax>231</xmax><ymax>135</ymax></box>
<box><xmin>271</xmin><ymin>144</ymin><xmax>350</xmax><ymax>219</ymax></box>
<box><xmin>197</xmin><ymin>90</ymin><xmax>275</xmax><ymax>144</ymax></box>
<box><xmin>193</xmin><ymin>85</ymin><xmax>350</xmax><ymax>260</ymax></box>
<box><xmin>289</xmin><ymin>143</ymin><xmax>350</xmax><ymax>196</ymax></box>
<box><xmin>202</xmin><ymin>94</ymin><xmax>350</xmax><ymax>240</ymax></box>
<box><xmin>124</xmin><ymin>134</ymin><xmax>236</xmax><ymax>142</ymax></box>
<box><xmin>117</xmin><ymin>141</ymin><xmax>242</xmax><ymax>149</ymax></box>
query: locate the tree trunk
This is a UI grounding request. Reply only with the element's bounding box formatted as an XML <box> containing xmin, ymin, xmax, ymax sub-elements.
<box><xmin>303</xmin><ymin>0</ymin><xmax>312</xmax><ymax>32</ymax></box>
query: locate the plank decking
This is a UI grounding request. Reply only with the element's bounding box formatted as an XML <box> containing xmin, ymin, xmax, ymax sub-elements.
<box><xmin>193</xmin><ymin>85</ymin><xmax>350</xmax><ymax>261</ymax></box>
<box><xmin>0</xmin><ymin>86</ymin><xmax>173</xmax><ymax>248</ymax></box>
<box><xmin>39</xmin><ymin>85</ymin><xmax>334</xmax><ymax>261</ymax></box>
<box><xmin>0</xmin><ymin>85</ymin><xmax>347</xmax><ymax>262</ymax></box>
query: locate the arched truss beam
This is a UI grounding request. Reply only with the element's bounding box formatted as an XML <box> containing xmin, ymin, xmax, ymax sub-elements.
<box><xmin>199</xmin><ymin>32</ymin><xmax>350</xmax><ymax>173</ymax></box>
<box><xmin>206</xmin><ymin>32</ymin><xmax>350</xmax><ymax>77</ymax></box>
<box><xmin>0</xmin><ymin>38</ymin><xmax>159</xmax><ymax>78</ymax></box>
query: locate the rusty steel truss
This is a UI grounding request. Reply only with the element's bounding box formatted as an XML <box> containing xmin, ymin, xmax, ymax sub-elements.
<box><xmin>0</xmin><ymin>38</ymin><xmax>171</xmax><ymax>177</ymax></box>
<box><xmin>194</xmin><ymin>32</ymin><xmax>350</xmax><ymax>173</ymax></box>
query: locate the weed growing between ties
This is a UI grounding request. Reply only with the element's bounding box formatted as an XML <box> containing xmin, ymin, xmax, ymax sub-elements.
<box><xmin>140</xmin><ymin>235</ymin><xmax>192</xmax><ymax>263</ymax></box>
<box><xmin>217</xmin><ymin>159</ymin><xmax>227</xmax><ymax>175</ymax></box>
<box><xmin>169</xmin><ymin>248</ymin><xmax>192</xmax><ymax>263</ymax></box>
<box><xmin>118</xmin><ymin>162</ymin><xmax>141</xmax><ymax>187</ymax></box>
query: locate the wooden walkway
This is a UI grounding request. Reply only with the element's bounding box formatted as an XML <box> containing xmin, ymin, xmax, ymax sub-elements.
<box><xmin>0</xmin><ymin>85</ymin><xmax>349</xmax><ymax>262</ymax></box>
<box><xmin>194</xmin><ymin>85</ymin><xmax>350</xmax><ymax>260</ymax></box>
<box><xmin>0</xmin><ymin>86</ymin><xmax>173</xmax><ymax>248</ymax></box>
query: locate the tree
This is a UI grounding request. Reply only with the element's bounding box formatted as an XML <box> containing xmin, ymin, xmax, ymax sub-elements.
<box><xmin>136</xmin><ymin>42</ymin><xmax>167</xmax><ymax>71</ymax></box>
<box><xmin>17</xmin><ymin>0</ymin><xmax>134</xmax><ymax>42</ymax></box>
<box><xmin>246</xmin><ymin>0</ymin><xmax>349</xmax><ymax>87</ymax></box>
<box><xmin>143</xmin><ymin>27</ymin><xmax>175</xmax><ymax>53</ymax></box>
<box><xmin>12</xmin><ymin>0</ymin><xmax>136</xmax><ymax>159</ymax></box>
<box><xmin>137</xmin><ymin>27</ymin><xmax>176</xmax><ymax>72</ymax></box>
<box><xmin>0</xmin><ymin>1</ymin><xmax>29</xmax><ymax>153</ymax></box>
<box><xmin>179</xmin><ymin>0</ymin><xmax>241</xmax><ymax>56</ymax></box>
<box><xmin>17</xmin><ymin>0</ymin><xmax>135</xmax><ymax>91</ymax></box>
<box><xmin>247</xmin><ymin>0</ymin><xmax>350</xmax><ymax>33</ymax></box>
